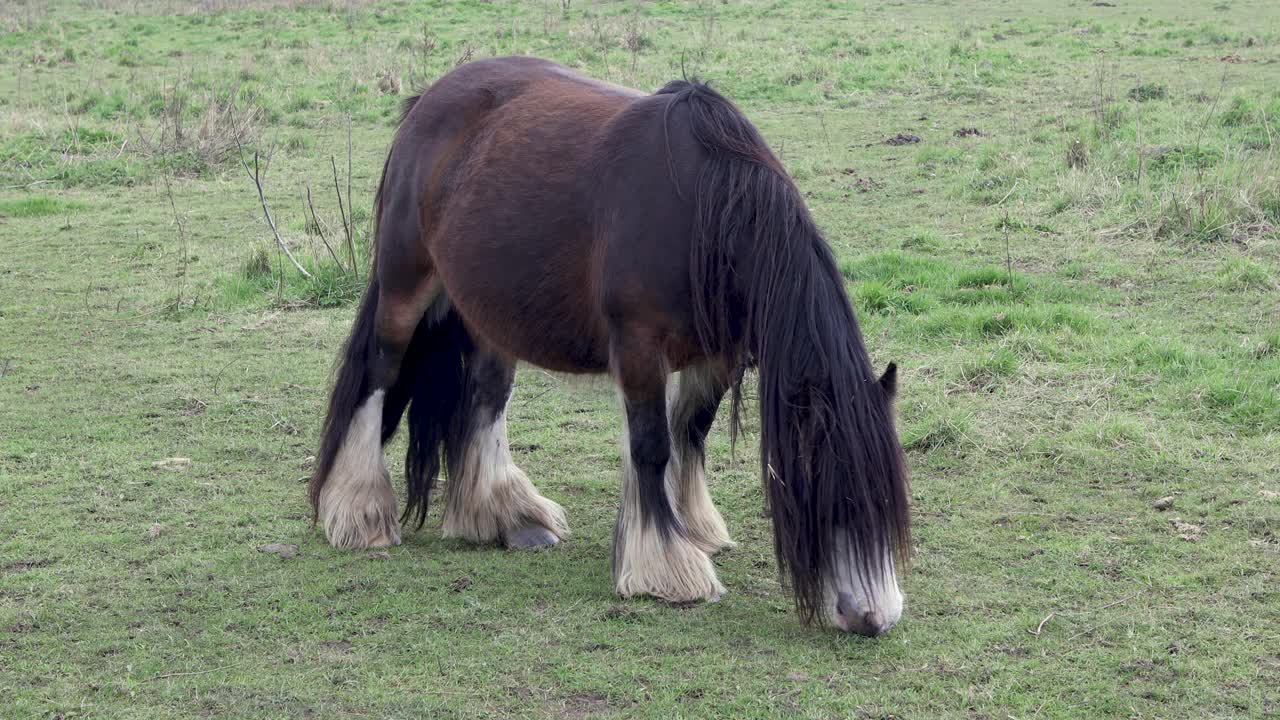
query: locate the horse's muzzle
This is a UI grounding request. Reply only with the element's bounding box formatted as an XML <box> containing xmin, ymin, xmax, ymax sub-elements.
<box><xmin>834</xmin><ymin>592</ymin><xmax>897</xmax><ymax>637</ymax></box>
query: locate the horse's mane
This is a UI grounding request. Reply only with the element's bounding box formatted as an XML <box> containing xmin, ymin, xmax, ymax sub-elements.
<box><xmin>657</xmin><ymin>79</ymin><xmax>911</xmax><ymax>624</ymax></box>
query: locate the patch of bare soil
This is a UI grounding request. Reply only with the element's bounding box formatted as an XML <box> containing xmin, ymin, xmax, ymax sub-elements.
<box><xmin>884</xmin><ymin>133</ymin><xmax>922</xmax><ymax>146</ymax></box>
<box><xmin>1170</xmin><ymin>517</ymin><xmax>1203</xmax><ymax>542</ymax></box>
<box><xmin>1</xmin><ymin>559</ymin><xmax>53</xmax><ymax>573</ymax></box>
<box><xmin>558</xmin><ymin>692</ymin><xmax>612</xmax><ymax>719</ymax></box>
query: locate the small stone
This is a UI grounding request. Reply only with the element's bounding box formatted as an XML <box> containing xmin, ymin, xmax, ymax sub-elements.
<box><xmin>260</xmin><ymin>543</ymin><xmax>299</xmax><ymax>559</ymax></box>
<box><xmin>787</xmin><ymin>671</ymin><xmax>810</xmax><ymax>682</ymax></box>
<box><xmin>1152</xmin><ymin>496</ymin><xmax>1175</xmax><ymax>511</ymax></box>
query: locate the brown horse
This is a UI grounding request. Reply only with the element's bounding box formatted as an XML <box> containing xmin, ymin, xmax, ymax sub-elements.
<box><xmin>308</xmin><ymin>57</ymin><xmax>910</xmax><ymax>635</ymax></box>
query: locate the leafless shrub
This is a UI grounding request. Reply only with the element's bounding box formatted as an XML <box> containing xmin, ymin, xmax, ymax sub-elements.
<box><xmin>134</xmin><ymin>82</ymin><xmax>260</xmax><ymax>167</ymax></box>
<box><xmin>454</xmin><ymin>43</ymin><xmax>475</xmax><ymax>67</ymax></box>
<box><xmin>622</xmin><ymin>10</ymin><xmax>650</xmax><ymax>72</ymax></box>
<box><xmin>376</xmin><ymin>68</ymin><xmax>401</xmax><ymax>95</ymax></box>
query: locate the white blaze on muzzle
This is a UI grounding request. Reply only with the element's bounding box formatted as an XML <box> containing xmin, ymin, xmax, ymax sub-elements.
<box><xmin>826</xmin><ymin>535</ymin><xmax>904</xmax><ymax>636</ymax></box>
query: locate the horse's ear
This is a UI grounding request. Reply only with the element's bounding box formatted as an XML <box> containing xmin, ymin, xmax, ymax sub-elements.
<box><xmin>878</xmin><ymin>362</ymin><xmax>898</xmax><ymax>398</ymax></box>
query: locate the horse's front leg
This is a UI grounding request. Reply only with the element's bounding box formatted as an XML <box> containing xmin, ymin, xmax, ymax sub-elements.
<box><xmin>441</xmin><ymin>350</ymin><xmax>569</xmax><ymax>548</ymax></box>
<box><xmin>667</xmin><ymin>362</ymin><xmax>735</xmax><ymax>556</ymax></box>
<box><xmin>611</xmin><ymin>335</ymin><xmax>724</xmax><ymax>603</ymax></box>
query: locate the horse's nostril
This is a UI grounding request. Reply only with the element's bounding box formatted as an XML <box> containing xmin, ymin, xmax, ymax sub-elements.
<box><xmin>835</xmin><ymin>592</ymin><xmax>857</xmax><ymax>622</ymax></box>
<box><xmin>863</xmin><ymin>610</ymin><xmax>887</xmax><ymax>636</ymax></box>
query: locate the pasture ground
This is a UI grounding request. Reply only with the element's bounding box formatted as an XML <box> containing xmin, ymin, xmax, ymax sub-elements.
<box><xmin>2</xmin><ymin>0</ymin><xmax>1279</xmax><ymax>717</ymax></box>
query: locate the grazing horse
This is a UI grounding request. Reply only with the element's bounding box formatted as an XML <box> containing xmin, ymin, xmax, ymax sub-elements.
<box><xmin>308</xmin><ymin>57</ymin><xmax>910</xmax><ymax>635</ymax></box>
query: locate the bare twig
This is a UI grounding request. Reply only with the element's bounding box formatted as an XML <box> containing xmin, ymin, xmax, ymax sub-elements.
<box><xmin>237</xmin><ymin>142</ymin><xmax>312</xmax><ymax>279</ymax></box>
<box><xmin>1065</xmin><ymin>624</ymin><xmax>1100</xmax><ymax>643</ymax></box>
<box><xmin>1034</xmin><ymin>592</ymin><xmax>1142</xmax><ymax>641</ymax></box>
<box><xmin>1039</xmin><ymin>589</ymin><xmax>1141</xmax><ymax>638</ymax></box>
<box><xmin>995</xmin><ymin>179</ymin><xmax>1020</xmax><ymax>207</ymax></box>
<box><xmin>1193</xmin><ymin>69</ymin><xmax>1228</xmax><ymax>160</ymax></box>
<box><xmin>1088</xmin><ymin>592</ymin><xmax>1141</xmax><ymax>613</ymax></box>
<box><xmin>332</xmin><ymin>155</ymin><xmax>356</xmax><ymax>277</ymax></box>
<box><xmin>304</xmin><ymin>181</ymin><xmax>347</xmax><ymax>271</ymax></box>
<box><xmin>1003</xmin><ymin>210</ymin><xmax>1013</xmax><ymax>287</ymax></box>
<box><xmin>162</xmin><ymin>173</ymin><xmax>190</xmax><ymax>305</ymax></box>
<box><xmin>346</xmin><ymin>114</ymin><xmax>356</xmax><ymax>278</ymax></box>
<box><xmin>1135</xmin><ymin>99</ymin><xmax>1144</xmax><ymax>188</ymax></box>
<box><xmin>143</xmin><ymin>663</ymin><xmax>242</xmax><ymax>683</ymax></box>
<box><xmin>1028</xmin><ymin>612</ymin><xmax>1054</xmax><ymax>636</ymax></box>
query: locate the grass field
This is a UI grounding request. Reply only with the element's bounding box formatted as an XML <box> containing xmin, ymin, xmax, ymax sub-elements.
<box><xmin>2</xmin><ymin>0</ymin><xmax>1279</xmax><ymax>717</ymax></box>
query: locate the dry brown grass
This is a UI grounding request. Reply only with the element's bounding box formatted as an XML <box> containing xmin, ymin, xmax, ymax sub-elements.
<box><xmin>133</xmin><ymin>84</ymin><xmax>260</xmax><ymax>167</ymax></box>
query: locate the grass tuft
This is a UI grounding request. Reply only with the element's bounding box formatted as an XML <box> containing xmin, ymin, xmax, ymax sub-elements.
<box><xmin>1127</xmin><ymin>83</ymin><xmax>1168</xmax><ymax>102</ymax></box>
<box><xmin>0</xmin><ymin>196</ymin><xmax>85</xmax><ymax>217</ymax></box>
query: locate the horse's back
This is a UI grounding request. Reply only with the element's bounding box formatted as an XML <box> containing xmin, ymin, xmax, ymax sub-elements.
<box><xmin>388</xmin><ymin>58</ymin><xmax>703</xmax><ymax>373</ymax></box>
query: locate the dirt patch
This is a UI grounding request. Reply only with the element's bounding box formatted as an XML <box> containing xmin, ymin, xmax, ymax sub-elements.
<box><xmin>842</xmin><ymin>169</ymin><xmax>884</xmax><ymax>192</ymax></box>
<box><xmin>449</xmin><ymin>575</ymin><xmax>473</xmax><ymax>592</ymax></box>
<box><xmin>884</xmin><ymin>133</ymin><xmax>922</xmax><ymax>146</ymax></box>
<box><xmin>1</xmin><ymin>559</ymin><xmax>53</xmax><ymax>573</ymax></box>
<box><xmin>1248</xmin><ymin>538</ymin><xmax>1278</xmax><ymax>553</ymax></box>
<box><xmin>954</xmin><ymin>127</ymin><xmax>983</xmax><ymax>137</ymax></box>
<box><xmin>598</xmin><ymin>605</ymin><xmax>639</xmax><ymax>622</ymax></box>
<box><xmin>241</xmin><ymin>312</ymin><xmax>279</xmax><ymax>331</ymax></box>
<box><xmin>1171</xmin><ymin>517</ymin><xmax>1203</xmax><ymax>542</ymax></box>
<box><xmin>1231</xmin><ymin>222</ymin><xmax>1276</xmax><ymax>244</ymax></box>
<box><xmin>558</xmin><ymin>692</ymin><xmax>611</xmax><ymax>719</ymax></box>
<box><xmin>855</xmin><ymin>176</ymin><xmax>884</xmax><ymax>192</ymax></box>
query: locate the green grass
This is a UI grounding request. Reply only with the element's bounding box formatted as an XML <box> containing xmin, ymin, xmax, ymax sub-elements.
<box><xmin>0</xmin><ymin>195</ymin><xmax>83</xmax><ymax>217</ymax></box>
<box><xmin>2</xmin><ymin>0</ymin><xmax>1279</xmax><ymax>718</ymax></box>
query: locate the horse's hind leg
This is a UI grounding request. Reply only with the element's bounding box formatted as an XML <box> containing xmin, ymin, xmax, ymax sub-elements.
<box><xmin>310</xmin><ymin>267</ymin><xmax>441</xmax><ymax>550</ymax></box>
<box><xmin>442</xmin><ymin>350</ymin><xmax>569</xmax><ymax>548</ymax></box>
<box><xmin>611</xmin><ymin>334</ymin><xmax>724</xmax><ymax>603</ymax></box>
<box><xmin>667</xmin><ymin>363</ymin><xmax>735</xmax><ymax>556</ymax></box>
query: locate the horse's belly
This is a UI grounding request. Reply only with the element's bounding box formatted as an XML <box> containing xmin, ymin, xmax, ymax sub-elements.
<box><xmin>435</xmin><ymin>232</ymin><xmax>610</xmax><ymax>374</ymax></box>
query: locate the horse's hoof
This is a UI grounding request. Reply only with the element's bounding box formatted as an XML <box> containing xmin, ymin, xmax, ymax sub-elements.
<box><xmin>505</xmin><ymin>525</ymin><xmax>560</xmax><ymax>549</ymax></box>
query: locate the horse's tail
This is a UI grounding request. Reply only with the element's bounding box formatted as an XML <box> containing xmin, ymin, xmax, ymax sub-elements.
<box><xmin>308</xmin><ymin>274</ymin><xmax>469</xmax><ymax>530</ymax></box>
<box><xmin>308</xmin><ymin>276</ymin><xmax>383</xmax><ymax>519</ymax></box>
<box><xmin>398</xmin><ymin>303</ymin><xmax>468</xmax><ymax>528</ymax></box>
<box><xmin>664</xmin><ymin>80</ymin><xmax>911</xmax><ymax>625</ymax></box>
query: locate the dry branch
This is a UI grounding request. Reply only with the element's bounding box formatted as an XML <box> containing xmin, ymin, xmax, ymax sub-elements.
<box><xmin>331</xmin><ymin>155</ymin><xmax>356</xmax><ymax>277</ymax></box>
<box><xmin>304</xmin><ymin>181</ymin><xmax>348</xmax><ymax>272</ymax></box>
<box><xmin>238</xmin><ymin>144</ymin><xmax>312</xmax><ymax>279</ymax></box>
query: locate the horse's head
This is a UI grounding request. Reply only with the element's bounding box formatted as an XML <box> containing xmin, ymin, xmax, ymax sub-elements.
<box><xmin>764</xmin><ymin>360</ymin><xmax>910</xmax><ymax>637</ymax></box>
